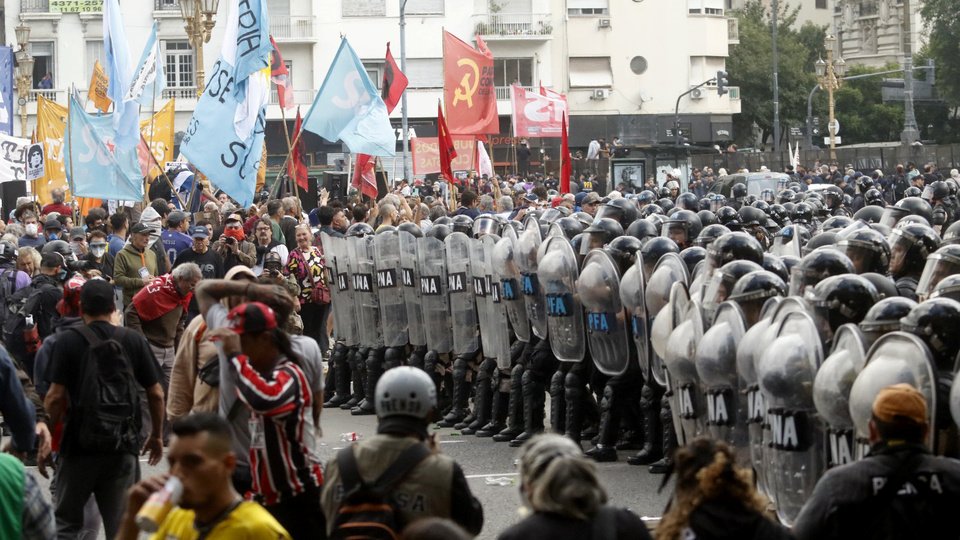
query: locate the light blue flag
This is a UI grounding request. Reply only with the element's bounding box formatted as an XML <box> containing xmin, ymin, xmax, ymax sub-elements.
<box><xmin>103</xmin><ymin>0</ymin><xmax>139</xmax><ymax>149</ymax></box>
<box><xmin>302</xmin><ymin>38</ymin><xmax>397</xmax><ymax>157</ymax></box>
<box><xmin>180</xmin><ymin>60</ymin><xmax>266</xmax><ymax>207</ymax></box>
<box><xmin>64</xmin><ymin>93</ymin><xmax>144</xmax><ymax>202</ymax></box>
<box><xmin>125</xmin><ymin>22</ymin><xmax>166</xmax><ymax>106</ymax></box>
<box><xmin>221</xmin><ymin>0</ymin><xmax>271</xmax><ymax>96</ymax></box>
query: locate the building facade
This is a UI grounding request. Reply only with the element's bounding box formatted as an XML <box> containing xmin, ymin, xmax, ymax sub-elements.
<box><xmin>832</xmin><ymin>0</ymin><xmax>925</xmax><ymax>69</ymax></box>
<box><xmin>5</xmin><ymin>0</ymin><xmax>740</xmax><ymax>177</ymax></box>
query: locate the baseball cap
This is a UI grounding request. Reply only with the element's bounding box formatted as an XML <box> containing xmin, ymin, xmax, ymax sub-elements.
<box><xmin>225</xmin><ymin>213</ymin><xmax>243</xmax><ymax>224</ymax></box>
<box><xmin>872</xmin><ymin>383</ymin><xmax>927</xmax><ymax>426</ymax></box>
<box><xmin>227</xmin><ymin>302</ymin><xmax>278</xmax><ymax>334</ymax></box>
<box><xmin>69</xmin><ymin>227</ymin><xmax>86</xmax><ymax>240</ymax></box>
<box><xmin>523</xmin><ymin>193</ymin><xmax>538</xmax><ymax>203</ymax></box>
<box><xmin>80</xmin><ymin>279</ymin><xmax>116</xmax><ymax>315</ymax></box>
<box><xmin>189</xmin><ymin>226</ymin><xmax>209</xmax><ymax>239</ymax></box>
<box><xmin>167</xmin><ymin>211</ymin><xmax>187</xmax><ymax>226</ymax></box>
<box><xmin>43</xmin><ymin>217</ymin><xmax>62</xmax><ymax>230</ymax></box>
<box><xmin>581</xmin><ymin>192</ymin><xmax>601</xmax><ymax>205</ymax></box>
<box><xmin>129</xmin><ymin>222</ymin><xmax>151</xmax><ymax>235</ymax></box>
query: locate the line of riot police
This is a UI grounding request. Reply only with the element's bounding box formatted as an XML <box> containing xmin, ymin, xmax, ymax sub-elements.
<box><xmin>319</xmin><ymin>178</ymin><xmax>960</xmax><ymax>525</ymax></box>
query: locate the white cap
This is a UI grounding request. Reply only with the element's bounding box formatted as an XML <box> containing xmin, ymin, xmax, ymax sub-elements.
<box><xmin>670</xmin><ymin>168</ymin><xmax>682</xmax><ymax>179</ymax></box>
<box><xmin>666</xmin><ymin>181</ymin><xmax>680</xmax><ymax>190</ymax></box>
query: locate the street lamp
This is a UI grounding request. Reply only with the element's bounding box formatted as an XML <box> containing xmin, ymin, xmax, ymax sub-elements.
<box><xmin>14</xmin><ymin>22</ymin><xmax>34</xmax><ymax>138</ymax></box>
<box><xmin>815</xmin><ymin>34</ymin><xmax>845</xmax><ymax>163</ymax></box>
<box><xmin>180</xmin><ymin>0</ymin><xmax>219</xmax><ymax>97</ymax></box>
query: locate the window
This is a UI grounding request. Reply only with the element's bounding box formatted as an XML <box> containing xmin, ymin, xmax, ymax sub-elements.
<box><xmin>343</xmin><ymin>0</ymin><xmax>385</xmax><ymax>17</ymax></box>
<box><xmin>85</xmin><ymin>40</ymin><xmax>105</xmax><ymax>76</ymax></box>
<box><xmin>28</xmin><ymin>42</ymin><xmax>55</xmax><ymax>89</ymax></box>
<box><xmin>567</xmin><ymin>0</ymin><xmax>608</xmax><ymax>15</ymax></box>
<box><xmin>688</xmin><ymin>0</ymin><xmax>724</xmax><ymax>15</ymax></box>
<box><xmin>362</xmin><ymin>62</ymin><xmax>384</xmax><ymax>90</ymax></box>
<box><xmin>164</xmin><ymin>41</ymin><xmax>195</xmax><ymax>88</ymax></box>
<box><xmin>405</xmin><ymin>0</ymin><xmax>443</xmax><ymax>15</ymax></box>
<box><xmin>405</xmin><ymin>59</ymin><xmax>443</xmax><ymax>89</ymax></box>
<box><xmin>569</xmin><ymin>57</ymin><xmax>612</xmax><ymax>88</ymax></box>
<box><xmin>816</xmin><ymin>0</ymin><xmax>827</xmax><ymax>7</ymax></box>
<box><xmin>493</xmin><ymin>58</ymin><xmax>534</xmax><ymax>87</ymax></box>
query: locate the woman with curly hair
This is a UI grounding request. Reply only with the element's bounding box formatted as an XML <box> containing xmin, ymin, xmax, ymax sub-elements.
<box><xmin>656</xmin><ymin>438</ymin><xmax>790</xmax><ymax>540</ymax></box>
<box><xmin>498</xmin><ymin>433</ymin><xmax>651</xmax><ymax>540</ymax></box>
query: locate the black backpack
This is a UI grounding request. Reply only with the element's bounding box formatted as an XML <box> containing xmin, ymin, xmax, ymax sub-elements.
<box><xmin>2</xmin><ymin>281</ymin><xmax>55</xmax><ymax>363</ymax></box>
<box><xmin>70</xmin><ymin>325</ymin><xmax>142</xmax><ymax>454</ymax></box>
<box><xmin>329</xmin><ymin>443</ymin><xmax>431</xmax><ymax>540</ymax></box>
<box><xmin>0</xmin><ymin>267</ymin><xmax>21</xmax><ymax>330</ymax></box>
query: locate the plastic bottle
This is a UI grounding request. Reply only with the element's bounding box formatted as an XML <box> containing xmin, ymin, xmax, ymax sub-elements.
<box><xmin>339</xmin><ymin>432</ymin><xmax>362</xmax><ymax>442</ymax></box>
<box><xmin>23</xmin><ymin>315</ymin><xmax>39</xmax><ymax>354</ymax></box>
<box><xmin>135</xmin><ymin>477</ymin><xmax>183</xmax><ymax>532</ymax></box>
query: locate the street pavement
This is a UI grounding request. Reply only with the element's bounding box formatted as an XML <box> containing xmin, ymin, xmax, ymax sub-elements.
<box><xmin>28</xmin><ymin>406</ymin><xmax>669</xmax><ymax>539</ymax></box>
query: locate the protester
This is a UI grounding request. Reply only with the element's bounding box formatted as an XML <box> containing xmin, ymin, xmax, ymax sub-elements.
<box><xmin>18</xmin><ymin>212</ymin><xmax>44</xmax><ymax>249</ymax></box>
<box><xmin>251</xmin><ymin>217</ymin><xmax>288</xmax><ymax>276</ymax></box>
<box><xmin>286</xmin><ymin>224</ymin><xmax>329</xmax><ymax>352</ymax></box>
<box><xmin>115</xmin><ymin>413</ymin><xmax>291</xmax><ymax>540</ymax></box>
<box><xmin>114</xmin><ymin>222</ymin><xmax>158</xmax><ymax>306</ymax></box>
<box><xmin>17</xmin><ymin>245</ymin><xmax>41</xmax><ymax>276</ymax></box>
<box><xmin>161</xmin><ymin>211</ymin><xmax>192</xmax><ymax>265</ymax></box>
<box><xmin>215</xmin><ymin>213</ymin><xmax>256</xmax><ymax>270</ymax></box>
<box><xmin>107</xmin><ymin>212</ymin><xmax>128</xmax><ymax>255</ymax></box>
<box><xmin>83</xmin><ymin>229</ymin><xmax>114</xmax><ymax>280</ymax></box>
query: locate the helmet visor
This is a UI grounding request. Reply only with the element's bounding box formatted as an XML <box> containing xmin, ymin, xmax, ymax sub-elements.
<box><xmin>838</xmin><ymin>241</ymin><xmax>885</xmax><ymax>275</ymax></box>
<box><xmin>916</xmin><ymin>252</ymin><xmax>960</xmax><ymax>301</ymax></box>
<box><xmin>661</xmin><ymin>221</ymin><xmax>689</xmax><ymax>247</ymax></box>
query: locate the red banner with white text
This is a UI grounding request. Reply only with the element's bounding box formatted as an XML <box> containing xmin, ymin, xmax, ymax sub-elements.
<box><xmin>411</xmin><ymin>136</ymin><xmax>477</xmax><ymax>175</ymax></box>
<box><xmin>510</xmin><ymin>84</ymin><xmax>569</xmax><ymax>138</ymax></box>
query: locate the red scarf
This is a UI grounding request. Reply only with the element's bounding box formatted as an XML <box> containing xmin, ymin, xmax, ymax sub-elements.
<box><xmin>132</xmin><ymin>274</ymin><xmax>192</xmax><ymax>321</ymax></box>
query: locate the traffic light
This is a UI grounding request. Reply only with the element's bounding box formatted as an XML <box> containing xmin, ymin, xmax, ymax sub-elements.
<box><xmin>716</xmin><ymin>70</ymin><xmax>729</xmax><ymax>96</ymax></box>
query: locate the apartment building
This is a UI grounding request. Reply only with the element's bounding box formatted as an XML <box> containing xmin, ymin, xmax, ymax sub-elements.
<box><xmin>5</xmin><ymin>0</ymin><xmax>740</xmax><ymax>173</ymax></box>
<box><xmin>832</xmin><ymin>0</ymin><xmax>925</xmax><ymax>69</ymax></box>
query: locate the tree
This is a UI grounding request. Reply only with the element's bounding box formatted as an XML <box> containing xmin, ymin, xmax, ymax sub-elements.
<box><xmin>727</xmin><ymin>1</ymin><xmax>825</xmax><ymax>148</ymax></box>
<box><xmin>920</xmin><ymin>0</ymin><xmax>960</xmax><ymax>109</ymax></box>
<box><xmin>831</xmin><ymin>64</ymin><xmax>904</xmax><ymax>145</ymax></box>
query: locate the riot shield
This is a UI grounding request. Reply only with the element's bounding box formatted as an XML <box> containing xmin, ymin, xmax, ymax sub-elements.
<box><xmin>951</xmin><ymin>370</ymin><xmax>960</xmax><ymax>431</ymax></box>
<box><xmin>516</xmin><ymin>221</ymin><xmax>548</xmax><ymax>340</ymax></box>
<box><xmin>737</xmin><ymin>306</ymin><xmax>777</xmax><ymax>499</ymax></box>
<box><xmin>646</xmin><ymin>253</ymin><xmax>690</xmax><ymax>317</ymax></box>
<box><xmin>445</xmin><ymin>232</ymin><xmax>480</xmax><ymax>355</ymax></box>
<box><xmin>813</xmin><ymin>324</ymin><xmax>869</xmax><ymax>468</ymax></box>
<box><xmin>470</xmin><ymin>235</ymin><xmax>495</xmax><ymax>357</ymax></box>
<box><xmin>374</xmin><ymin>229</ymin><xmax>408</xmax><ymax>348</ymax></box>
<box><xmin>399</xmin><ymin>230</ymin><xmax>426</xmax><ymax>347</ymax></box>
<box><xmin>850</xmin><ymin>332</ymin><xmax>937</xmax><ymax>452</ymax></box>
<box><xmin>651</xmin><ymin>282</ymin><xmax>690</xmax><ymax>387</ymax></box>
<box><xmin>696</xmin><ymin>301</ymin><xmax>748</xmax><ymax>465</ymax></box>
<box><xmin>580</xmin><ymin>250</ymin><xmax>630</xmax><ymax>376</ymax></box>
<box><xmin>348</xmin><ymin>235</ymin><xmax>383</xmax><ymax>349</ymax></box>
<box><xmin>619</xmin><ymin>260</ymin><xmax>649</xmax><ymax>376</ymax></box>
<box><xmin>538</xmin><ymin>236</ymin><xmax>585</xmax><ymax>363</ymax></box>
<box><xmin>320</xmin><ymin>233</ymin><xmax>357</xmax><ymax>346</ymax></box>
<box><xmin>481</xmin><ymin>235</ymin><xmax>511</xmax><ymax>368</ymax></box>
<box><xmin>758</xmin><ymin>312</ymin><xmax>825</xmax><ymax>526</ymax></box>
<box><xmin>417</xmin><ymin>236</ymin><xmax>453</xmax><ymax>354</ymax></box>
<box><xmin>664</xmin><ymin>305</ymin><xmax>705</xmax><ymax>445</ymax></box>
<box><xmin>492</xmin><ymin>234</ymin><xmax>531</xmax><ymax>343</ymax></box>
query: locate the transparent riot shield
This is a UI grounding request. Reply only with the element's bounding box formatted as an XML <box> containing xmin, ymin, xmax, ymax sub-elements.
<box><xmin>696</xmin><ymin>301</ymin><xmax>749</xmax><ymax>466</ymax></box>
<box><xmin>481</xmin><ymin>235</ymin><xmax>512</xmax><ymax>368</ymax></box>
<box><xmin>538</xmin><ymin>236</ymin><xmax>585</xmax><ymax>363</ymax></box>
<box><xmin>619</xmin><ymin>260</ymin><xmax>649</xmax><ymax>377</ymax></box>
<box><xmin>417</xmin><ymin>236</ymin><xmax>452</xmax><ymax>355</ymax></box>
<box><xmin>445</xmin><ymin>232</ymin><xmax>480</xmax><ymax>355</ymax></box>
<box><xmin>758</xmin><ymin>312</ymin><xmax>825</xmax><ymax>527</ymax></box>
<box><xmin>664</xmin><ymin>304</ymin><xmax>705</xmax><ymax>446</ymax></box>
<box><xmin>851</xmin><ymin>332</ymin><xmax>937</xmax><ymax>453</ymax></box>
<box><xmin>374</xmin><ymin>229</ymin><xmax>408</xmax><ymax>348</ymax></box>
<box><xmin>580</xmin><ymin>250</ymin><xmax>630</xmax><ymax>376</ymax></box>
<box><xmin>470</xmin><ymin>235</ymin><xmax>494</xmax><ymax>358</ymax></box>
<box><xmin>516</xmin><ymin>222</ymin><xmax>548</xmax><ymax>340</ymax></box>
<box><xmin>349</xmin><ymin>235</ymin><xmax>382</xmax><ymax>349</ymax></box>
<box><xmin>646</xmin><ymin>253</ymin><xmax>690</xmax><ymax>317</ymax></box>
<box><xmin>813</xmin><ymin>324</ymin><xmax>868</xmax><ymax>469</ymax></box>
<box><xmin>651</xmin><ymin>282</ymin><xmax>691</xmax><ymax>388</ymax></box>
<box><xmin>399</xmin><ymin>230</ymin><xmax>426</xmax><ymax>347</ymax></box>
<box><xmin>320</xmin><ymin>233</ymin><xmax>357</xmax><ymax>346</ymax></box>
<box><xmin>951</xmin><ymin>370</ymin><xmax>960</xmax><ymax>431</ymax></box>
<box><xmin>737</xmin><ymin>304</ymin><xmax>777</xmax><ymax>499</ymax></box>
<box><xmin>492</xmin><ymin>234</ymin><xmax>531</xmax><ymax>343</ymax></box>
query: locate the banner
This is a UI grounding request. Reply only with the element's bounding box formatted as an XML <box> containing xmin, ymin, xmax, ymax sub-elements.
<box><xmin>511</xmin><ymin>84</ymin><xmax>568</xmax><ymax>138</ymax></box>
<box><xmin>302</xmin><ymin>38</ymin><xmax>396</xmax><ymax>156</ymax></box>
<box><xmin>411</xmin><ymin>136</ymin><xmax>476</xmax><ymax>175</ymax></box>
<box><xmin>36</xmin><ymin>95</ymin><xmax>69</xmax><ymax>204</ymax></box>
<box><xmin>88</xmin><ymin>60</ymin><xmax>112</xmax><ymax>113</ymax></box>
<box><xmin>104</xmin><ymin>0</ymin><xmax>138</xmax><ymax>149</ymax></box>
<box><xmin>382</xmin><ymin>43</ymin><xmax>408</xmax><ymax>114</ymax></box>
<box><xmin>125</xmin><ymin>21</ymin><xmax>166</xmax><ymax>106</ymax></box>
<box><xmin>560</xmin><ymin>113</ymin><xmax>570</xmax><ymax>194</ymax></box>
<box><xmin>0</xmin><ymin>47</ymin><xmax>13</xmax><ymax>136</ymax></box>
<box><xmin>270</xmin><ymin>36</ymin><xmax>294</xmax><ymax>110</ymax></box>
<box><xmin>26</xmin><ymin>143</ymin><xmax>44</xmax><ymax>181</ymax></box>
<box><xmin>477</xmin><ymin>141</ymin><xmax>493</xmax><ymax>178</ymax></box>
<box><xmin>0</xmin><ymin>133</ymin><xmax>30</xmax><ymax>183</ymax></box>
<box><xmin>139</xmin><ymin>98</ymin><xmax>175</xmax><ymax>179</ymax></box>
<box><xmin>288</xmin><ymin>107</ymin><xmax>308</xmax><ymax>189</ymax></box>
<box><xmin>352</xmin><ymin>153</ymin><xmax>377</xmax><ymax>199</ymax></box>
<box><xmin>180</xmin><ymin>0</ymin><xmax>271</xmax><ymax>207</ymax></box>
<box><xmin>64</xmin><ymin>93</ymin><xmax>144</xmax><ymax>201</ymax></box>
<box><xmin>442</xmin><ymin>31</ymin><xmax>498</xmax><ymax>135</ymax></box>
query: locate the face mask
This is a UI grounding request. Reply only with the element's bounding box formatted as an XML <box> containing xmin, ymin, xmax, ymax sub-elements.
<box><xmin>25</xmin><ymin>224</ymin><xmax>38</xmax><ymax>237</ymax></box>
<box><xmin>48</xmin><ymin>233</ymin><xmax>61</xmax><ymax>241</ymax></box>
<box><xmin>91</xmin><ymin>246</ymin><xmax>106</xmax><ymax>258</ymax></box>
<box><xmin>224</xmin><ymin>227</ymin><xmax>246</xmax><ymax>242</ymax></box>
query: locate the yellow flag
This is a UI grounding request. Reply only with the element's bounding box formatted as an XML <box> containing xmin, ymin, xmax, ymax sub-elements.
<box><xmin>255</xmin><ymin>140</ymin><xmax>267</xmax><ymax>195</ymax></box>
<box><xmin>87</xmin><ymin>60</ymin><xmax>112</xmax><ymax>113</ymax></box>
<box><xmin>36</xmin><ymin>95</ymin><xmax>69</xmax><ymax>206</ymax></box>
<box><xmin>139</xmin><ymin>99</ymin><xmax>175</xmax><ymax>180</ymax></box>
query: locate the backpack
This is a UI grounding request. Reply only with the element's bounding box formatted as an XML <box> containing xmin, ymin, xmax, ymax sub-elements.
<box><xmin>2</xmin><ymin>280</ymin><xmax>55</xmax><ymax>363</ymax></box>
<box><xmin>69</xmin><ymin>325</ymin><xmax>142</xmax><ymax>454</ymax></box>
<box><xmin>0</xmin><ymin>267</ymin><xmax>21</xmax><ymax>330</ymax></box>
<box><xmin>329</xmin><ymin>443</ymin><xmax>432</xmax><ymax>540</ymax></box>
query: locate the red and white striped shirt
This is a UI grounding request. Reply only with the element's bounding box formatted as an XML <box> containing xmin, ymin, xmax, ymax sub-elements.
<box><xmin>230</xmin><ymin>353</ymin><xmax>323</xmax><ymax>505</ymax></box>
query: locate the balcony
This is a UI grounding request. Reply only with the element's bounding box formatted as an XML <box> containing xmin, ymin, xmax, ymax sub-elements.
<box><xmin>154</xmin><ymin>0</ymin><xmax>179</xmax><ymax>10</ymax></box>
<box><xmin>473</xmin><ymin>13</ymin><xmax>553</xmax><ymax>40</ymax></box>
<box><xmin>29</xmin><ymin>89</ymin><xmax>63</xmax><ymax>102</ymax></box>
<box><xmin>163</xmin><ymin>87</ymin><xmax>198</xmax><ymax>99</ymax></box>
<box><xmin>269</xmin><ymin>17</ymin><xmax>315</xmax><ymax>41</ymax></box>
<box><xmin>495</xmin><ymin>85</ymin><xmax>533</xmax><ymax>101</ymax></box>
<box><xmin>269</xmin><ymin>89</ymin><xmax>316</xmax><ymax>107</ymax></box>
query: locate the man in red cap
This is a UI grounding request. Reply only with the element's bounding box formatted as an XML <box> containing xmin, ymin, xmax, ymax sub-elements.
<box><xmin>793</xmin><ymin>383</ymin><xmax>960</xmax><ymax>539</ymax></box>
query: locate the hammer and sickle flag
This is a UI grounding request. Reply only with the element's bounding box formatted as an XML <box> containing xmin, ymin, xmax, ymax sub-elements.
<box><xmin>443</xmin><ymin>30</ymin><xmax>499</xmax><ymax>135</ymax></box>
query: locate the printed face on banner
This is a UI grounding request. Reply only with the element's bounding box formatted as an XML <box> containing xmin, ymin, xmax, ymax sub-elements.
<box><xmin>0</xmin><ymin>134</ymin><xmax>28</xmax><ymax>182</ymax></box>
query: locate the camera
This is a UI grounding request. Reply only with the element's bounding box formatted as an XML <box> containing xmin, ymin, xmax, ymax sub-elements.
<box><xmin>226</xmin><ymin>237</ymin><xmax>236</xmax><ymax>245</ymax></box>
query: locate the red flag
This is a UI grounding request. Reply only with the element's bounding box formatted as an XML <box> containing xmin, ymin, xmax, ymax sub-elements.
<box><xmin>438</xmin><ymin>103</ymin><xmax>458</xmax><ymax>184</ymax></box>
<box><xmin>560</xmin><ymin>113</ymin><xmax>571</xmax><ymax>194</ymax></box>
<box><xmin>270</xmin><ymin>36</ymin><xmax>294</xmax><ymax>110</ymax></box>
<box><xmin>443</xmin><ymin>30</ymin><xmax>499</xmax><ymax>135</ymax></box>
<box><xmin>382</xmin><ymin>43</ymin><xmax>408</xmax><ymax>114</ymax></box>
<box><xmin>288</xmin><ymin>108</ymin><xmax>309</xmax><ymax>190</ymax></box>
<box><xmin>352</xmin><ymin>154</ymin><xmax>378</xmax><ymax>200</ymax></box>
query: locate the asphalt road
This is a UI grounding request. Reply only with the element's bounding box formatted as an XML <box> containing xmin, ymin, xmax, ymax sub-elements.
<box><xmin>27</xmin><ymin>406</ymin><xmax>670</xmax><ymax>539</ymax></box>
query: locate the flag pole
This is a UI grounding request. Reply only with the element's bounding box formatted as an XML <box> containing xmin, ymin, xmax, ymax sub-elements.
<box><xmin>140</xmin><ymin>133</ymin><xmax>185</xmax><ymax>209</ymax></box>
<box><xmin>143</xmin><ymin>81</ymin><xmax>160</xmax><ymax>205</ymax></box>
<box><xmin>279</xmin><ymin>105</ymin><xmax>300</xmax><ymax>200</ymax></box>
